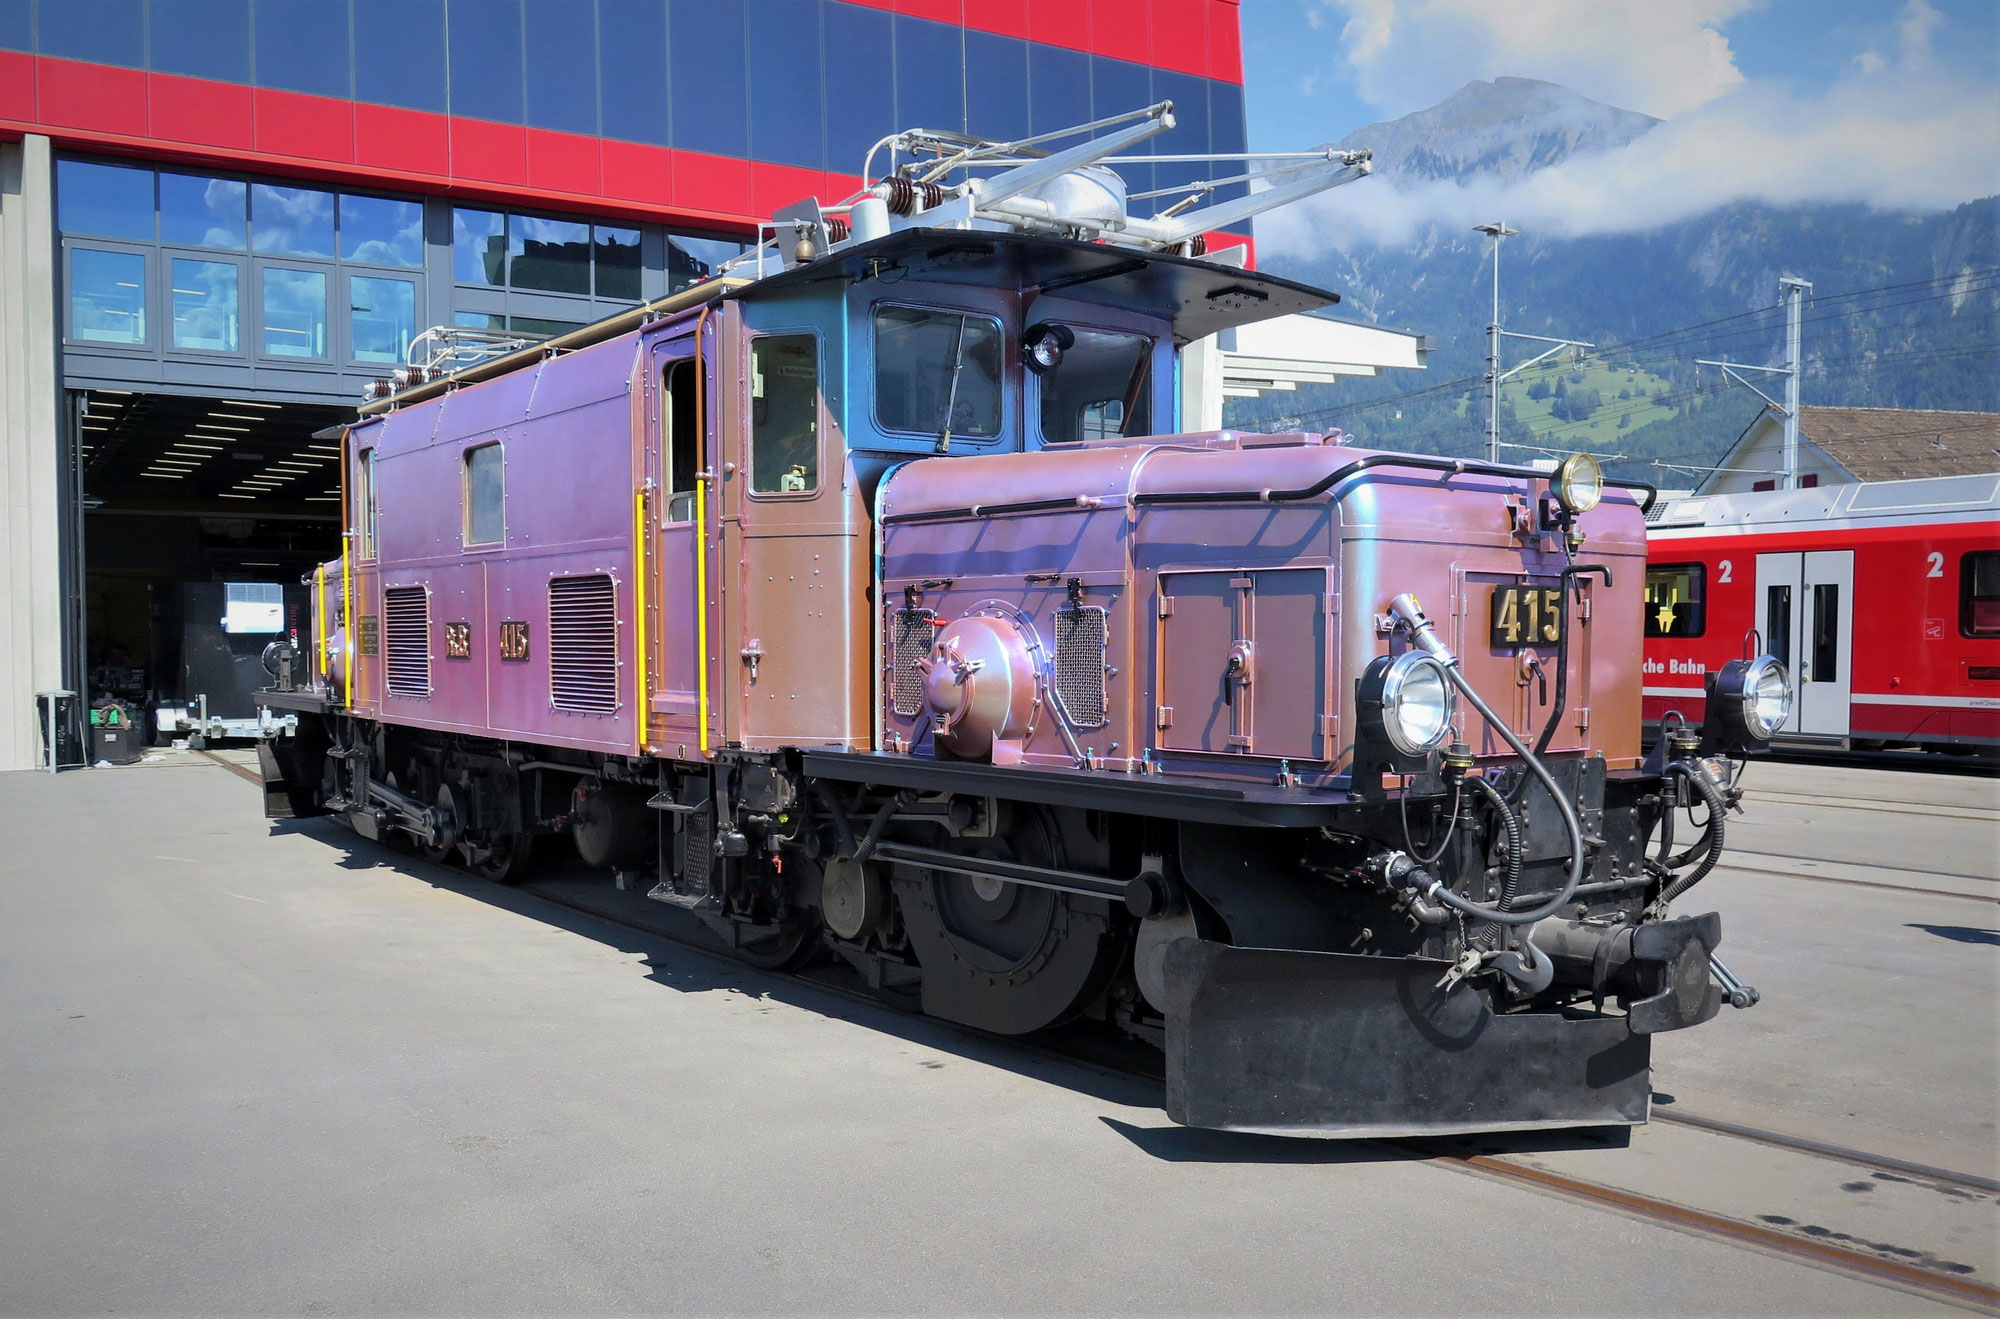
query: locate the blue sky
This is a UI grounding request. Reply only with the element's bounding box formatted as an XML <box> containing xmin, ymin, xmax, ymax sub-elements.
<box><xmin>1243</xmin><ymin>0</ymin><xmax>2000</xmax><ymax>150</ymax></box>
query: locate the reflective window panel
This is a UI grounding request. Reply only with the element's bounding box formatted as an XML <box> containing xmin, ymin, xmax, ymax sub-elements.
<box><xmin>350</xmin><ymin>276</ymin><xmax>416</xmax><ymax>364</ymax></box>
<box><xmin>160</xmin><ymin>173</ymin><xmax>247</xmax><ymax>249</ymax></box>
<box><xmin>454</xmin><ymin>310</ymin><xmax>507</xmax><ymax>330</ymax></box>
<box><xmin>252</xmin><ymin>184</ymin><xmax>336</xmax><ymax>257</ymax></box>
<box><xmin>508</xmin><ymin>214</ymin><xmax>591</xmax><ymax>294</ymax></box>
<box><xmin>510</xmin><ymin>315</ymin><xmax>585</xmax><ymax>338</ymax></box>
<box><xmin>58</xmin><ymin>160</ymin><xmax>154</xmax><ymax>241</ymax></box>
<box><xmin>453</xmin><ymin>208</ymin><xmax>506</xmax><ymax>285</ymax></box>
<box><xmin>750</xmin><ymin>334</ymin><xmax>819</xmax><ymax>494</ymax></box>
<box><xmin>170</xmin><ymin>258</ymin><xmax>240</xmax><ymax>351</ymax></box>
<box><xmin>340</xmin><ymin>195</ymin><xmax>424</xmax><ymax>267</ymax></box>
<box><xmin>666</xmin><ymin>233</ymin><xmax>743</xmax><ymax>292</ymax></box>
<box><xmin>464</xmin><ymin>443</ymin><xmax>505</xmax><ymax>545</ymax></box>
<box><xmin>70</xmin><ymin>248</ymin><xmax>148</xmax><ymax>343</ymax></box>
<box><xmin>263</xmin><ymin>267</ymin><xmax>328</xmax><ymax>357</ymax></box>
<box><xmin>594</xmin><ymin>225</ymin><xmax>641</xmax><ymax>300</ymax></box>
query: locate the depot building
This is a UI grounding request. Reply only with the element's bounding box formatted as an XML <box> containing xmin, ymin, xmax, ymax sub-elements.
<box><xmin>0</xmin><ymin>0</ymin><xmax>1258</xmax><ymax>770</ymax></box>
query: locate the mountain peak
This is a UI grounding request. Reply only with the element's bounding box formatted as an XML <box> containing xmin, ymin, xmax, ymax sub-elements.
<box><xmin>1336</xmin><ymin>79</ymin><xmax>1661</xmax><ymax>184</ymax></box>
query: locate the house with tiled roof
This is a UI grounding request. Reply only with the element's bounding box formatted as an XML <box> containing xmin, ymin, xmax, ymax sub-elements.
<box><xmin>1693</xmin><ymin>405</ymin><xmax>2000</xmax><ymax>495</ymax></box>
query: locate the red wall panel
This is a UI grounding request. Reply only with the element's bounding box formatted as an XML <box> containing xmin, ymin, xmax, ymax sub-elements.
<box><xmin>254</xmin><ymin>88</ymin><xmax>354</xmax><ymax>165</ymax></box>
<box><xmin>37</xmin><ymin>58</ymin><xmax>148</xmax><ymax>138</ymax></box>
<box><xmin>525</xmin><ymin>128</ymin><xmax>602</xmax><ymax>199</ymax></box>
<box><xmin>599</xmin><ymin>139</ymin><xmax>675</xmax><ymax>208</ymax></box>
<box><xmin>449</xmin><ymin>118</ymin><xmax>528</xmax><ymax>188</ymax></box>
<box><xmin>148</xmin><ymin>75</ymin><xmax>255</xmax><ymax>153</ymax></box>
<box><xmin>0</xmin><ymin>51</ymin><xmax>36</xmax><ymax>126</ymax></box>
<box><xmin>353</xmin><ymin>102</ymin><xmax>450</xmax><ymax>181</ymax></box>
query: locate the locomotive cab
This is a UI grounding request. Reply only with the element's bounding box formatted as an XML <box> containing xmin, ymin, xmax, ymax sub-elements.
<box><xmin>254</xmin><ymin>102</ymin><xmax>1785</xmax><ymax>1140</ymax></box>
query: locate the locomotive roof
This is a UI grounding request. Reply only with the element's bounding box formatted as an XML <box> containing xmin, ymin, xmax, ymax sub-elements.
<box><xmin>724</xmin><ymin>228</ymin><xmax>1343</xmax><ymax>345</ymax></box>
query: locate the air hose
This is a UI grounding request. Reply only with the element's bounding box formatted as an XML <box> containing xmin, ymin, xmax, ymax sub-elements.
<box><xmin>1388</xmin><ymin>595</ymin><xmax>1586</xmax><ymax>927</ymax></box>
<box><xmin>1465</xmin><ymin>774</ymin><xmax>1523</xmax><ymax>947</ymax></box>
<box><xmin>1658</xmin><ymin>761</ymin><xmax>1727</xmax><ymax>905</ymax></box>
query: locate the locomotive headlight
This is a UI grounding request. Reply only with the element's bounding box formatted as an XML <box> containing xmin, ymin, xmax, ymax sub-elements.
<box><xmin>1377</xmin><ymin>651</ymin><xmax>1457</xmax><ymax>755</ymax></box>
<box><xmin>1706</xmin><ymin>654</ymin><xmax>1793</xmax><ymax>747</ymax></box>
<box><xmin>1023</xmin><ymin>323</ymin><xmax>1074</xmax><ymax>374</ymax></box>
<box><xmin>1552</xmin><ymin>452</ymin><xmax>1605</xmax><ymax>514</ymax></box>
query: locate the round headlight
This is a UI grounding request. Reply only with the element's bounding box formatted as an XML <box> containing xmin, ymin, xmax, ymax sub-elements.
<box><xmin>1381</xmin><ymin>652</ymin><xmax>1456</xmax><ymax>755</ymax></box>
<box><xmin>1553</xmin><ymin>452</ymin><xmax>1604</xmax><ymax>514</ymax></box>
<box><xmin>1023</xmin><ymin>323</ymin><xmax>1073</xmax><ymax>374</ymax></box>
<box><xmin>1741</xmin><ymin>655</ymin><xmax>1793</xmax><ymax>739</ymax></box>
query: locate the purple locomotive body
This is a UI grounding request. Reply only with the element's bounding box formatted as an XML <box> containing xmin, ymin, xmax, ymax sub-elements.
<box><xmin>259</xmin><ymin>105</ymin><xmax>1782</xmax><ymax>1137</ymax></box>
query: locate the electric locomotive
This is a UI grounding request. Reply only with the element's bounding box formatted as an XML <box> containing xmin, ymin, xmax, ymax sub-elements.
<box><xmin>257</xmin><ymin>104</ymin><xmax>1790</xmax><ymax>1137</ymax></box>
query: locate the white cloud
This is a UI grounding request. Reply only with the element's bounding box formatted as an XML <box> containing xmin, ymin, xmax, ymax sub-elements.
<box><xmin>1318</xmin><ymin>0</ymin><xmax>1752</xmax><ymax>120</ymax></box>
<box><xmin>1261</xmin><ymin>2</ymin><xmax>2000</xmax><ymax>254</ymax></box>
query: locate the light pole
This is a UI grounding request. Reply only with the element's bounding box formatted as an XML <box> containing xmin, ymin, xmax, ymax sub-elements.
<box><xmin>1476</xmin><ymin>222</ymin><xmax>1592</xmax><ymax>464</ymax></box>
<box><xmin>1476</xmin><ymin>223</ymin><xmax>1515</xmax><ymax>464</ymax></box>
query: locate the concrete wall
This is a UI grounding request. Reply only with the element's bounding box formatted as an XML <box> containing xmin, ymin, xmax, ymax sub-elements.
<box><xmin>0</xmin><ymin>135</ymin><xmax>63</xmax><ymax>771</ymax></box>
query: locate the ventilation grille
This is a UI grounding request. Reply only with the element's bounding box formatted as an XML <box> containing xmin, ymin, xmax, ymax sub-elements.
<box><xmin>382</xmin><ymin>586</ymin><xmax>431</xmax><ymax>697</ymax></box>
<box><xmin>1644</xmin><ymin>500</ymin><xmax>1670</xmax><ymax>524</ymax></box>
<box><xmin>1053</xmin><ymin>605</ymin><xmax>1108</xmax><ymax>727</ymax></box>
<box><xmin>890</xmin><ymin>608</ymin><xmax>936</xmax><ymax>717</ymax></box>
<box><xmin>549</xmin><ymin>574</ymin><xmax>620</xmax><ymax>714</ymax></box>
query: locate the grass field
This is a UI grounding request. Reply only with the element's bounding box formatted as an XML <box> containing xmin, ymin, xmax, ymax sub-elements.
<box><xmin>1457</xmin><ymin>359</ymin><xmax>1682</xmax><ymax>457</ymax></box>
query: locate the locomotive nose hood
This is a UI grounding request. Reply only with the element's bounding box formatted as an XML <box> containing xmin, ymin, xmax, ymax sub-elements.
<box><xmin>877</xmin><ymin>430</ymin><xmax>1654</xmax><ymax>785</ymax></box>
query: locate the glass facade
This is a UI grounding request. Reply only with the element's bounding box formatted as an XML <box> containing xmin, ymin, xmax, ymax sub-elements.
<box><xmin>56</xmin><ymin>156</ymin><xmax>745</xmax><ymax>397</ymax></box>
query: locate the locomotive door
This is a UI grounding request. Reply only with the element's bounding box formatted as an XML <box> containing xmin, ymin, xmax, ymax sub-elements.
<box><xmin>1755</xmin><ymin>550</ymin><xmax>1854</xmax><ymax>738</ymax></box>
<box><xmin>644</xmin><ymin>343</ymin><xmax>710</xmax><ymax>751</ymax></box>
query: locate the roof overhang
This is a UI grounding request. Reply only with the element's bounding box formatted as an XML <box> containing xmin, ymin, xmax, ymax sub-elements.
<box><xmin>722</xmin><ymin>229</ymin><xmax>1343</xmax><ymax>344</ymax></box>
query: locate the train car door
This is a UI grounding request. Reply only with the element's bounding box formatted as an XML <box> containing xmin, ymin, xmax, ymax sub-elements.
<box><xmin>644</xmin><ymin>339</ymin><xmax>710</xmax><ymax>754</ymax></box>
<box><xmin>1755</xmin><ymin>550</ymin><xmax>1854</xmax><ymax>738</ymax></box>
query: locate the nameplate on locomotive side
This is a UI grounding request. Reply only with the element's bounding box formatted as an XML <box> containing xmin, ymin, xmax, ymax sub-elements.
<box><xmin>357</xmin><ymin>614</ymin><xmax>379</xmax><ymax>656</ymax></box>
<box><xmin>1490</xmin><ymin>584</ymin><xmax>1561</xmax><ymax>648</ymax></box>
<box><xmin>499</xmin><ymin>621</ymin><xmax>530</xmax><ymax>661</ymax></box>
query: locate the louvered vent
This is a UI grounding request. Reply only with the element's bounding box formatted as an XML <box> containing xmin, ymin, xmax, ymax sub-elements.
<box><xmin>1053</xmin><ymin>605</ymin><xmax>1108</xmax><ymax>727</ymax></box>
<box><xmin>889</xmin><ymin>608</ymin><xmax>936</xmax><ymax>716</ymax></box>
<box><xmin>549</xmin><ymin>574</ymin><xmax>620</xmax><ymax>714</ymax></box>
<box><xmin>382</xmin><ymin>586</ymin><xmax>432</xmax><ymax>697</ymax></box>
<box><xmin>1644</xmin><ymin>500</ymin><xmax>1670</xmax><ymax>524</ymax></box>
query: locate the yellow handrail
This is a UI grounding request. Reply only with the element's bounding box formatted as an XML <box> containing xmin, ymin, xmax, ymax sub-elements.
<box><xmin>315</xmin><ymin>563</ymin><xmax>327</xmax><ymax>680</ymax></box>
<box><xmin>339</xmin><ymin>436</ymin><xmax>353</xmax><ymax>710</ymax></box>
<box><xmin>694</xmin><ymin>306</ymin><xmax>713</xmax><ymax>757</ymax></box>
<box><xmin>633</xmin><ymin>484</ymin><xmax>649</xmax><ymax>755</ymax></box>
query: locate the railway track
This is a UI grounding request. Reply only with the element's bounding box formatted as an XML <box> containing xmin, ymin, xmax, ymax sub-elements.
<box><xmin>201</xmin><ymin>749</ymin><xmax>1997</xmax><ymax>1311</ymax></box>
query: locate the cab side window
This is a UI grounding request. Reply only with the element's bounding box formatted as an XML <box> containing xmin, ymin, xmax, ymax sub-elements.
<box><xmin>749</xmin><ymin>334</ymin><xmax>818</xmax><ymax>495</ymax></box>
<box><xmin>356</xmin><ymin>448</ymin><xmax>379</xmax><ymax>558</ymax></box>
<box><xmin>664</xmin><ymin>358</ymin><xmax>699</xmax><ymax>521</ymax></box>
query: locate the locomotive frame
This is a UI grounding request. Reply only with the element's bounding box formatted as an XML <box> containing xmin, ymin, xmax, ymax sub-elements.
<box><xmin>257</xmin><ymin>104</ymin><xmax>1782</xmax><ymax>1138</ymax></box>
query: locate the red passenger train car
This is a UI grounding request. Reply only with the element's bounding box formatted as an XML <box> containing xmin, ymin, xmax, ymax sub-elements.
<box><xmin>1643</xmin><ymin>474</ymin><xmax>2000</xmax><ymax>754</ymax></box>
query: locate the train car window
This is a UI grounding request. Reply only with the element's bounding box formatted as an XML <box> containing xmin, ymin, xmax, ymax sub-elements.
<box><xmin>663</xmin><ymin>359</ymin><xmax>699</xmax><ymax>522</ymax></box>
<box><xmin>463</xmin><ymin>444</ymin><xmax>504</xmax><ymax>546</ymax></box>
<box><xmin>1644</xmin><ymin>562</ymin><xmax>1705</xmax><ymax>638</ymax></box>
<box><xmin>1038</xmin><ymin>326</ymin><xmax>1151</xmax><ymax>443</ymax></box>
<box><xmin>1810</xmin><ymin>583</ymin><xmax>1840</xmax><ymax>681</ymax></box>
<box><xmin>749</xmin><ymin>335</ymin><xmax>819</xmax><ymax>495</ymax></box>
<box><xmin>356</xmin><ymin>449</ymin><xmax>378</xmax><ymax>559</ymax></box>
<box><xmin>1766</xmin><ymin>585</ymin><xmax>1792</xmax><ymax>669</ymax></box>
<box><xmin>873</xmin><ymin>306</ymin><xmax>1004</xmax><ymax>442</ymax></box>
<box><xmin>1962</xmin><ymin>551</ymin><xmax>2000</xmax><ymax>638</ymax></box>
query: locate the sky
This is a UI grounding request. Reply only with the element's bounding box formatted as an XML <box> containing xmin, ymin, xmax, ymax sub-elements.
<box><xmin>1241</xmin><ymin>0</ymin><xmax>2000</xmax><ymax>248</ymax></box>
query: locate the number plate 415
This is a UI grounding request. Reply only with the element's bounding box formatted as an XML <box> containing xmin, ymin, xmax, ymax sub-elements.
<box><xmin>1491</xmin><ymin>584</ymin><xmax>1562</xmax><ymax>648</ymax></box>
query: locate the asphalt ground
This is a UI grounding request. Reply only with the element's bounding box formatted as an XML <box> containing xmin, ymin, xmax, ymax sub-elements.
<box><xmin>0</xmin><ymin>751</ymin><xmax>1993</xmax><ymax>1316</ymax></box>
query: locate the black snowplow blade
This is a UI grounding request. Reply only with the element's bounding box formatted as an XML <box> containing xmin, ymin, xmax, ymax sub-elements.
<box><xmin>1161</xmin><ymin>938</ymin><xmax>1652</xmax><ymax>1138</ymax></box>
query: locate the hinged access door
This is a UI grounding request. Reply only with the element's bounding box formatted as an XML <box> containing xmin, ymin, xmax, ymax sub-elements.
<box><xmin>643</xmin><ymin>336</ymin><xmax>714</xmax><ymax>755</ymax></box>
<box><xmin>1156</xmin><ymin>568</ymin><xmax>1327</xmax><ymax>761</ymax></box>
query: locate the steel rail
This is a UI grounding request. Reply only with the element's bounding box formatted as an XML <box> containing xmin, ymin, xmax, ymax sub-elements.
<box><xmin>1649</xmin><ymin>1109</ymin><xmax>2000</xmax><ymax>1196</ymax></box>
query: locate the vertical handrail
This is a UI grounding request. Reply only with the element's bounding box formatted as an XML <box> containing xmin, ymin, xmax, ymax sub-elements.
<box><xmin>632</xmin><ymin>484</ymin><xmax>649</xmax><ymax>755</ymax></box>
<box><xmin>339</xmin><ymin>435</ymin><xmax>353</xmax><ymax>709</ymax></box>
<box><xmin>315</xmin><ymin>564</ymin><xmax>328</xmax><ymax>680</ymax></box>
<box><xmin>693</xmin><ymin>305</ymin><xmax>713</xmax><ymax>757</ymax></box>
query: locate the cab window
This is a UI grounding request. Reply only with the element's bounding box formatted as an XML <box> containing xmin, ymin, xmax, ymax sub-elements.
<box><xmin>1037</xmin><ymin>326</ymin><xmax>1152</xmax><ymax>444</ymax></box>
<box><xmin>873</xmin><ymin>306</ymin><xmax>1003</xmax><ymax>441</ymax></box>
<box><xmin>664</xmin><ymin>358</ymin><xmax>698</xmax><ymax>521</ymax></box>
<box><xmin>1963</xmin><ymin>551</ymin><xmax>2000</xmax><ymax>638</ymax></box>
<box><xmin>1645</xmin><ymin>562</ymin><xmax>1705</xmax><ymax>638</ymax></box>
<box><xmin>749</xmin><ymin>334</ymin><xmax>818</xmax><ymax>495</ymax></box>
<box><xmin>356</xmin><ymin>448</ymin><xmax>378</xmax><ymax>558</ymax></box>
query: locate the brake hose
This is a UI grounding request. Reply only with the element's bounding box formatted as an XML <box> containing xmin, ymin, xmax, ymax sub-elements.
<box><xmin>1659</xmin><ymin>761</ymin><xmax>1727</xmax><ymax>904</ymax></box>
<box><xmin>1465</xmin><ymin>774</ymin><xmax>1523</xmax><ymax>948</ymax></box>
<box><xmin>1389</xmin><ymin>595</ymin><xmax>1586</xmax><ymax>927</ymax></box>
